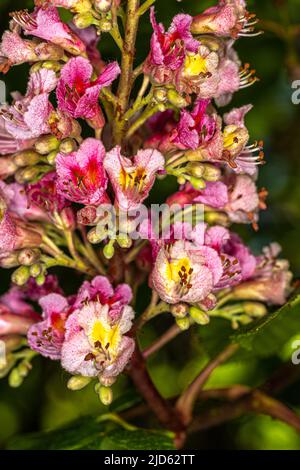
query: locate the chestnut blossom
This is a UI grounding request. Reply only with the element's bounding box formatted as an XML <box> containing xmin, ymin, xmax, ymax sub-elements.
<box><xmin>152</xmin><ymin>239</ymin><xmax>223</xmax><ymax>305</ymax></box>
<box><xmin>28</xmin><ymin>293</ymin><xmax>72</xmax><ymax>360</ymax></box>
<box><xmin>61</xmin><ymin>278</ymin><xmax>135</xmax><ymax>383</ymax></box>
<box><xmin>191</xmin><ymin>0</ymin><xmax>260</xmax><ymax>39</ymax></box>
<box><xmin>144</xmin><ymin>8</ymin><xmax>199</xmax><ymax>86</ymax></box>
<box><xmin>104</xmin><ymin>146</ymin><xmax>165</xmax><ymax>211</ymax></box>
<box><xmin>232</xmin><ymin>243</ymin><xmax>293</xmax><ymax>306</ymax></box>
<box><xmin>0</xmin><ymin>30</ymin><xmax>64</xmax><ymax>73</ymax></box>
<box><xmin>0</xmin><ymin>117</ymin><xmax>35</xmax><ymax>156</ymax></box>
<box><xmin>11</xmin><ymin>7</ymin><xmax>86</xmax><ymax>55</ymax></box>
<box><xmin>57</xmin><ymin>57</ymin><xmax>120</xmax><ymax>126</ymax></box>
<box><xmin>56</xmin><ymin>138</ymin><xmax>108</xmax><ymax>205</ymax></box>
<box><xmin>0</xmin><ymin>68</ymin><xmax>57</xmax><ymax>140</ymax></box>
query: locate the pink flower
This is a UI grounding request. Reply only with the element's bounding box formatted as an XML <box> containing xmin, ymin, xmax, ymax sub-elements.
<box><xmin>152</xmin><ymin>239</ymin><xmax>223</xmax><ymax>305</ymax></box>
<box><xmin>57</xmin><ymin>57</ymin><xmax>120</xmax><ymax>126</ymax></box>
<box><xmin>0</xmin><ymin>308</ymin><xmax>35</xmax><ymax>336</ymax></box>
<box><xmin>191</xmin><ymin>0</ymin><xmax>260</xmax><ymax>39</ymax></box>
<box><xmin>11</xmin><ymin>7</ymin><xmax>86</xmax><ymax>55</ymax></box>
<box><xmin>74</xmin><ymin>276</ymin><xmax>133</xmax><ymax>318</ymax></box>
<box><xmin>56</xmin><ymin>138</ymin><xmax>108</xmax><ymax>205</ymax></box>
<box><xmin>0</xmin><ymin>68</ymin><xmax>57</xmax><ymax>140</ymax></box>
<box><xmin>224</xmin><ymin>174</ymin><xmax>262</xmax><ymax>226</ymax></box>
<box><xmin>104</xmin><ymin>147</ymin><xmax>165</xmax><ymax>211</ymax></box>
<box><xmin>144</xmin><ymin>8</ymin><xmax>199</xmax><ymax>85</ymax></box>
<box><xmin>222</xmin><ymin>105</ymin><xmax>264</xmax><ymax>175</ymax></box>
<box><xmin>35</xmin><ymin>0</ymin><xmax>92</xmax><ymax>12</ymax></box>
<box><xmin>0</xmin><ymin>182</ymin><xmax>43</xmax><ymax>255</ymax></box>
<box><xmin>0</xmin><ymin>30</ymin><xmax>64</xmax><ymax>72</ymax></box>
<box><xmin>233</xmin><ymin>243</ymin><xmax>293</xmax><ymax>306</ymax></box>
<box><xmin>69</xmin><ymin>25</ymin><xmax>105</xmax><ymax>74</ymax></box>
<box><xmin>61</xmin><ymin>279</ymin><xmax>135</xmax><ymax>383</ymax></box>
<box><xmin>0</xmin><ymin>116</ymin><xmax>35</xmax><ymax>156</ymax></box>
<box><xmin>27</xmin><ymin>172</ymin><xmax>70</xmax><ymax>217</ymax></box>
<box><xmin>28</xmin><ymin>293</ymin><xmax>72</xmax><ymax>360</ymax></box>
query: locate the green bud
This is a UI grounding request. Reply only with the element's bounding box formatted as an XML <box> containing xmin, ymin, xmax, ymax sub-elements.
<box><xmin>36</xmin><ymin>273</ymin><xmax>46</xmax><ymax>286</ymax></box>
<box><xmin>12</xmin><ymin>266</ymin><xmax>30</xmax><ymax>286</ymax></box>
<box><xmin>189</xmin><ymin>176</ymin><xmax>206</xmax><ymax>190</ymax></box>
<box><xmin>16</xmin><ymin>165</ymin><xmax>52</xmax><ymax>184</ymax></box>
<box><xmin>18</xmin><ymin>361</ymin><xmax>30</xmax><ymax>378</ymax></box>
<box><xmin>35</xmin><ymin>135</ymin><xmax>60</xmax><ymax>155</ymax></box>
<box><xmin>88</xmin><ymin>226</ymin><xmax>108</xmax><ymax>244</ymax></box>
<box><xmin>0</xmin><ymin>252</ymin><xmax>19</xmax><ymax>269</ymax></box>
<box><xmin>243</xmin><ymin>302</ymin><xmax>267</xmax><ymax>318</ymax></box>
<box><xmin>67</xmin><ymin>375</ymin><xmax>92</xmax><ymax>391</ymax></box>
<box><xmin>186</xmin><ymin>162</ymin><xmax>205</xmax><ymax>178</ymax></box>
<box><xmin>202</xmin><ymin>164</ymin><xmax>222</xmax><ymax>182</ymax></box>
<box><xmin>9</xmin><ymin>367</ymin><xmax>23</xmax><ymax>388</ymax></box>
<box><xmin>177</xmin><ymin>176</ymin><xmax>186</xmax><ymax>185</ymax></box>
<box><xmin>167</xmin><ymin>89</ymin><xmax>189</xmax><ymax>108</ymax></box>
<box><xmin>103</xmin><ymin>240</ymin><xmax>115</xmax><ymax>260</ymax></box>
<box><xmin>59</xmin><ymin>138</ymin><xmax>78</xmax><ymax>154</ymax></box>
<box><xmin>47</xmin><ymin>150</ymin><xmax>58</xmax><ymax>165</ymax></box>
<box><xmin>73</xmin><ymin>12</ymin><xmax>95</xmax><ymax>29</ymax></box>
<box><xmin>205</xmin><ymin>211</ymin><xmax>229</xmax><ymax>226</ymax></box>
<box><xmin>100</xmin><ymin>19</ymin><xmax>113</xmax><ymax>32</ymax></box>
<box><xmin>154</xmin><ymin>88</ymin><xmax>168</xmax><ymax>104</ymax></box>
<box><xmin>18</xmin><ymin>249</ymin><xmax>41</xmax><ymax>266</ymax></box>
<box><xmin>189</xmin><ymin>306</ymin><xmax>210</xmax><ymax>325</ymax></box>
<box><xmin>41</xmin><ymin>61</ymin><xmax>62</xmax><ymax>72</ymax></box>
<box><xmin>116</xmin><ymin>234</ymin><xmax>133</xmax><ymax>249</ymax></box>
<box><xmin>14</xmin><ymin>150</ymin><xmax>41</xmax><ymax>167</ymax></box>
<box><xmin>30</xmin><ymin>263</ymin><xmax>43</xmax><ymax>278</ymax></box>
<box><xmin>98</xmin><ymin>386</ymin><xmax>113</xmax><ymax>406</ymax></box>
<box><xmin>176</xmin><ymin>317</ymin><xmax>190</xmax><ymax>331</ymax></box>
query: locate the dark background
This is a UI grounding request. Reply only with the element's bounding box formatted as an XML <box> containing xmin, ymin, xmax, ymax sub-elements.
<box><xmin>1</xmin><ymin>0</ymin><xmax>300</xmax><ymax>450</ymax></box>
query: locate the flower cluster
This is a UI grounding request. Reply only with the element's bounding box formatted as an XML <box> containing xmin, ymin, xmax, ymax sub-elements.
<box><xmin>0</xmin><ymin>0</ymin><xmax>293</xmax><ymax>404</ymax></box>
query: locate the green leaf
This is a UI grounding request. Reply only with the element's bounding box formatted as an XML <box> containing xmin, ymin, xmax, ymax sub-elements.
<box><xmin>7</xmin><ymin>415</ymin><xmax>175</xmax><ymax>450</ymax></box>
<box><xmin>231</xmin><ymin>294</ymin><xmax>300</xmax><ymax>357</ymax></box>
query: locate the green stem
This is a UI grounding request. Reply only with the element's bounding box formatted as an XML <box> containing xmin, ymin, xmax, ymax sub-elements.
<box><xmin>138</xmin><ymin>0</ymin><xmax>156</xmax><ymax>16</ymax></box>
<box><xmin>126</xmin><ymin>104</ymin><xmax>160</xmax><ymax>139</ymax></box>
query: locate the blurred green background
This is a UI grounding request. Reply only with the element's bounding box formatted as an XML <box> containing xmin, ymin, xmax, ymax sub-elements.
<box><xmin>1</xmin><ymin>0</ymin><xmax>300</xmax><ymax>450</ymax></box>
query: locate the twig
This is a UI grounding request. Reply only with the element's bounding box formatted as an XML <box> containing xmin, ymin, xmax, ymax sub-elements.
<box><xmin>176</xmin><ymin>344</ymin><xmax>239</xmax><ymax>425</ymax></box>
<box><xmin>143</xmin><ymin>324</ymin><xmax>182</xmax><ymax>359</ymax></box>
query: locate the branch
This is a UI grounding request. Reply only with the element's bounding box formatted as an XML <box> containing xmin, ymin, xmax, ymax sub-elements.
<box><xmin>114</xmin><ymin>0</ymin><xmax>141</xmax><ymax>144</ymax></box>
<box><xmin>189</xmin><ymin>390</ymin><xmax>300</xmax><ymax>435</ymax></box>
<box><xmin>143</xmin><ymin>324</ymin><xmax>182</xmax><ymax>359</ymax></box>
<box><xmin>128</xmin><ymin>346</ymin><xmax>185</xmax><ymax>434</ymax></box>
<box><xmin>176</xmin><ymin>344</ymin><xmax>239</xmax><ymax>425</ymax></box>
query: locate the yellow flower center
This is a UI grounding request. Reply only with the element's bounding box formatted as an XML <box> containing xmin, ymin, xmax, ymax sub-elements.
<box><xmin>184</xmin><ymin>54</ymin><xmax>207</xmax><ymax>77</ymax></box>
<box><xmin>165</xmin><ymin>257</ymin><xmax>194</xmax><ymax>294</ymax></box>
<box><xmin>90</xmin><ymin>320</ymin><xmax>121</xmax><ymax>360</ymax></box>
<box><xmin>119</xmin><ymin>167</ymin><xmax>147</xmax><ymax>193</ymax></box>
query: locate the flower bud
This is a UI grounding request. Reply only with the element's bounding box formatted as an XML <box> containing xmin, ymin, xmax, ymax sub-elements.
<box><xmin>29</xmin><ymin>263</ymin><xmax>43</xmax><ymax>278</ymax></box>
<box><xmin>14</xmin><ymin>150</ymin><xmax>41</xmax><ymax>167</ymax></box>
<box><xmin>67</xmin><ymin>375</ymin><xmax>92</xmax><ymax>391</ymax></box>
<box><xmin>186</xmin><ymin>162</ymin><xmax>205</xmax><ymax>178</ymax></box>
<box><xmin>116</xmin><ymin>234</ymin><xmax>133</xmax><ymax>249</ymax></box>
<box><xmin>18</xmin><ymin>361</ymin><xmax>31</xmax><ymax>379</ymax></box>
<box><xmin>94</xmin><ymin>0</ymin><xmax>112</xmax><ymax>13</ymax></box>
<box><xmin>0</xmin><ymin>252</ymin><xmax>19</xmax><ymax>269</ymax></box>
<box><xmin>189</xmin><ymin>177</ymin><xmax>206</xmax><ymax>191</ymax></box>
<box><xmin>59</xmin><ymin>138</ymin><xmax>78</xmax><ymax>154</ymax></box>
<box><xmin>202</xmin><ymin>164</ymin><xmax>222</xmax><ymax>182</ymax></box>
<box><xmin>73</xmin><ymin>12</ymin><xmax>95</xmax><ymax>29</ymax></box>
<box><xmin>12</xmin><ymin>266</ymin><xmax>30</xmax><ymax>286</ymax></box>
<box><xmin>35</xmin><ymin>135</ymin><xmax>60</xmax><ymax>155</ymax></box>
<box><xmin>98</xmin><ymin>385</ymin><xmax>113</xmax><ymax>406</ymax></box>
<box><xmin>0</xmin><ymin>156</ymin><xmax>17</xmax><ymax>179</ymax></box>
<box><xmin>100</xmin><ymin>19</ymin><xmax>113</xmax><ymax>33</ymax></box>
<box><xmin>41</xmin><ymin>61</ymin><xmax>62</xmax><ymax>72</ymax></box>
<box><xmin>167</xmin><ymin>89</ymin><xmax>189</xmax><ymax>108</ymax></box>
<box><xmin>154</xmin><ymin>88</ymin><xmax>168</xmax><ymax>104</ymax></box>
<box><xmin>176</xmin><ymin>317</ymin><xmax>190</xmax><ymax>331</ymax></box>
<box><xmin>36</xmin><ymin>273</ymin><xmax>46</xmax><ymax>286</ymax></box>
<box><xmin>9</xmin><ymin>367</ymin><xmax>23</xmax><ymax>388</ymax></box>
<box><xmin>18</xmin><ymin>248</ymin><xmax>41</xmax><ymax>266</ymax></box>
<box><xmin>103</xmin><ymin>240</ymin><xmax>115</xmax><ymax>260</ymax></box>
<box><xmin>88</xmin><ymin>226</ymin><xmax>107</xmax><ymax>244</ymax></box>
<box><xmin>15</xmin><ymin>165</ymin><xmax>51</xmax><ymax>184</ymax></box>
<box><xmin>171</xmin><ymin>303</ymin><xmax>189</xmax><ymax>319</ymax></box>
<box><xmin>189</xmin><ymin>306</ymin><xmax>210</xmax><ymax>325</ymax></box>
<box><xmin>243</xmin><ymin>302</ymin><xmax>267</xmax><ymax>318</ymax></box>
<box><xmin>77</xmin><ymin>206</ymin><xmax>98</xmax><ymax>226</ymax></box>
<box><xmin>47</xmin><ymin>150</ymin><xmax>58</xmax><ymax>165</ymax></box>
<box><xmin>205</xmin><ymin>211</ymin><xmax>229</xmax><ymax>226</ymax></box>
